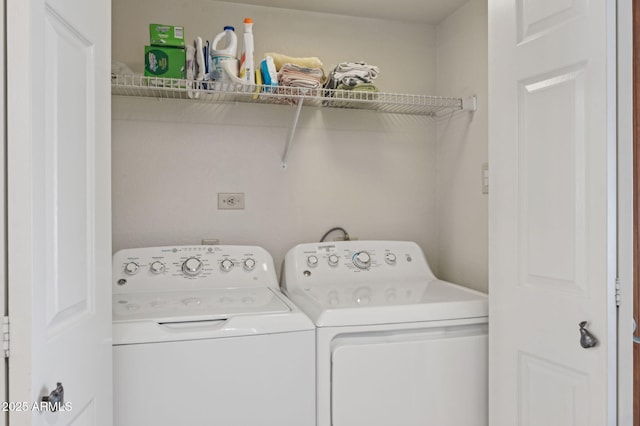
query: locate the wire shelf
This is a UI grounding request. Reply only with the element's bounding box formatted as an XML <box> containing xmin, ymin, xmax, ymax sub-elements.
<box><xmin>111</xmin><ymin>75</ymin><xmax>467</xmax><ymax>116</ymax></box>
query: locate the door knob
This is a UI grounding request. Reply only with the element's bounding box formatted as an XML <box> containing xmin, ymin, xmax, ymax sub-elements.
<box><xmin>41</xmin><ymin>382</ymin><xmax>64</xmax><ymax>411</ymax></box>
<box><xmin>578</xmin><ymin>321</ymin><xmax>598</xmax><ymax>349</ymax></box>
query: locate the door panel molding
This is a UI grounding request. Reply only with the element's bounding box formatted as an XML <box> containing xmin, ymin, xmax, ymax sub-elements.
<box><xmin>516</xmin><ymin>0</ymin><xmax>587</xmax><ymax>44</ymax></box>
<box><xmin>518</xmin><ymin>351</ymin><xmax>588</xmax><ymax>426</ymax></box>
<box><xmin>43</xmin><ymin>5</ymin><xmax>96</xmax><ymax>335</ymax></box>
<box><xmin>517</xmin><ymin>65</ymin><xmax>587</xmax><ymax>294</ymax></box>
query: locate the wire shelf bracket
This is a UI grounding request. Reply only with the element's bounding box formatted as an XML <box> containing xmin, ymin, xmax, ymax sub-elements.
<box><xmin>281</xmin><ymin>99</ymin><xmax>304</xmax><ymax>169</ymax></box>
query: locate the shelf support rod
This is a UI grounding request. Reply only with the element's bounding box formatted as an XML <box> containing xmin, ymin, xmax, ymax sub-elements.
<box><xmin>281</xmin><ymin>98</ymin><xmax>304</xmax><ymax>169</ymax></box>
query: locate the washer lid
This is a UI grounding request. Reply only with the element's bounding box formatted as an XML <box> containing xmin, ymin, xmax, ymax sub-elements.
<box><xmin>113</xmin><ymin>287</ymin><xmax>291</xmax><ymax>323</ymax></box>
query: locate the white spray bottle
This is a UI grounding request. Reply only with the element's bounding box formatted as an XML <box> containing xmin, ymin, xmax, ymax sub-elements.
<box><xmin>238</xmin><ymin>18</ymin><xmax>255</xmax><ymax>84</ymax></box>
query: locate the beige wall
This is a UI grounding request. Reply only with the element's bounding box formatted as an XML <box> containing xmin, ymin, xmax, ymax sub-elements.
<box><xmin>112</xmin><ymin>0</ymin><xmax>437</xmax><ymax>94</ymax></box>
<box><xmin>435</xmin><ymin>0</ymin><xmax>489</xmax><ymax>292</ymax></box>
<box><xmin>111</xmin><ymin>0</ymin><xmax>488</xmax><ymax>288</ymax></box>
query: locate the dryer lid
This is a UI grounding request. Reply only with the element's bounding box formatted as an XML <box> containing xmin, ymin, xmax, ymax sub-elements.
<box><xmin>286</xmin><ymin>279</ymin><xmax>488</xmax><ymax>327</ymax></box>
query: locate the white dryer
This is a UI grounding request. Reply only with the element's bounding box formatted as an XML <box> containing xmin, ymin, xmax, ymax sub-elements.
<box><xmin>281</xmin><ymin>240</ymin><xmax>488</xmax><ymax>426</ymax></box>
<box><xmin>113</xmin><ymin>245</ymin><xmax>315</xmax><ymax>426</ymax></box>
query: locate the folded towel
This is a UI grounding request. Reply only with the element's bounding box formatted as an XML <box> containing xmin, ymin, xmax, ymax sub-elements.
<box><xmin>278</xmin><ymin>63</ymin><xmax>324</xmax><ymax>89</ymax></box>
<box><xmin>264</xmin><ymin>52</ymin><xmax>324</xmax><ymax>72</ymax></box>
<box><xmin>336</xmin><ymin>83</ymin><xmax>378</xmax><ymax>92</ymax></box>
<box><xmin>275</xmin><ymin>63</ymin><xmax>325</xmax><ymax>105</ymax></box>
<box><xmin>323</xmin><ymin>82</ymin><xmax>378</xmax><ymax>107</ymax></box>
<box><xmin>325</xmin><ymin>61</ymin><xmax>379</xmax><ymax>91</ymax></box>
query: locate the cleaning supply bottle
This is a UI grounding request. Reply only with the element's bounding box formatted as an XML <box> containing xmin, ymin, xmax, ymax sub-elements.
<box><xmin>211</xmin><ymin>26</ymin><xmax>237</xmax><ymax>81</ymax></box>
<box><xmin>238</xmin><ymin>18</ymin><xmax>255</xmax><ymax>84</ymax></box>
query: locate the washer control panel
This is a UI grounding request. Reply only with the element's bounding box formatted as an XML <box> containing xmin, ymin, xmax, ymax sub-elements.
<box><xmin>113</xmin><ymin>245</ymin><xmax>276</xmax><ymax>293</ymax></box>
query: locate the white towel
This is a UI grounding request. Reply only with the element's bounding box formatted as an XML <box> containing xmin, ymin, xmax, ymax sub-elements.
<box><xmin>326</xmin><ymin>61</ymin><xmax>379</xmax><ymax>90</ymax></box>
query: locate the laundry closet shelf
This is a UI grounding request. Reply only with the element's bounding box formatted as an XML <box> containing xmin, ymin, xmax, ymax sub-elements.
<box><xmin>111</xmin><ymin>75</ymin><xmax>473</xmax><ymax>116</ymax></box>
<box><xmin>111</xmin><ymin>75</ymin><xmax>476</xmax><ymax>168</ymax></box>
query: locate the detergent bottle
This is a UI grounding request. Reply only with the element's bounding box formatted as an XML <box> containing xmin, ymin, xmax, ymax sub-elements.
<box><xmin>238</xmin><ymin>18</ymin><xmax>255</xmax><ymax>84</ymax></box>
<box><xmin>211</xmin><ymin>26</ymin><xmax>237</xmax><ymax>81</ymax></box>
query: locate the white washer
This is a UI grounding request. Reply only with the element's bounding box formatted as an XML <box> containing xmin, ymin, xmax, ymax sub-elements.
<box><xmin>113</xmin><ymin>245</ymin><xmax>315</xmax><ymax>426</ymax></box>
<box><xmin>281</xmin><ymin>240</ymin><xmax>488</xmax><ymax>426</ymax></box>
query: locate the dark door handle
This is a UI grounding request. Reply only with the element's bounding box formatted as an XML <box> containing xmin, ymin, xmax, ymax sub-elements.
<box><xmin>41</xmin><ymin>382</ymin><xmax>64</xmax><ymax>411</ymax></box>
<box><xmin>579</xmin><ymin>321</ymin><xmax>598</xmax><ymax>349</ymax></box>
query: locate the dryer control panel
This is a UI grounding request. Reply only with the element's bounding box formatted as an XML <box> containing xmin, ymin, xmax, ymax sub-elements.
<box><xmin>113</xmin><ymin>245</ymin><xmax>277</xmax><ymax>293</ymax></box>
<box><xmin>281</xmin><ymin>240</ymin><xmax>436</xmax><ymax>292</ymax></box>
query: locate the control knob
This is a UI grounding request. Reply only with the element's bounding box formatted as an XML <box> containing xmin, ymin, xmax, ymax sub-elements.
<box><xmin>384</xmin><ymin>253</ymin><xmax>397</xmax><ymax>265</ymax></box>
<box><xmin>182</xmin><ymin>257</ymin><xmax>203</xmax><ymax>276</ymax></box>
<box><xmin>243</xmin><ymin>258</ymin><xmax>256</xmax><ymax>271</ymax></box>
<box><xmin>124</xmin><ymin>262</ymin><xmax>139</xmax><ymax>275</ymax></box>
<box><xmin>307</xmin><ymin>255</ymin><xmax>319</xmax><ymax>267</ymax></box>
<box><xmin>328</xmin><ymin>254</ymin><xmax>340</xmax><ymax>267</ymax></box>
<box><xmin>149</xmin><ymin>261</ymin><xmax>165</xmax><ymax>274</ymax></box>
<box><xmin>220</xmin><ymin>258</ymin><xmax>234</xmax><ymax>272</ymax></box>
<box><xmin>352</xmin><ymin>251</ymin><xmax>371</xmax><ymax>270</ymax></box>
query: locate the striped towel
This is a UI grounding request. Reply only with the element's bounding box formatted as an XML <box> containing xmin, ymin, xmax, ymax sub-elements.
<box><xmin>276</xmin><ymin>63</ymin><xmax>325</xmax><ymax>105</ymax></box>
<box><xmin>278</xmin><ymin>63</ymin><xmax>325</xmax><ymax>89</ymax></box>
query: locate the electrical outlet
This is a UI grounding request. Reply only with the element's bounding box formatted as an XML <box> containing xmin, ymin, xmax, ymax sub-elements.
<box><xmin>218</xmin><ymin>193</ymin><xmax>245</xmax><ymax>210</ymax></box>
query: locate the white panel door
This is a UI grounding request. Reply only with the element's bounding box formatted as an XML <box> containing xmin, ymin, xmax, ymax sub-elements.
<box><xmin>0</xmin><ymin>0</ymin><xmax>6</xmax><ymax>425</ymax></box>
<box><xmin>488</xmin><ymin>0</ymin><xmax>617</xmax><ymax>425</ymax></box>
<box><xmin>6</xmin><ymin>0</ymin><xmax>111</xmax><ymax>423</ymax></box>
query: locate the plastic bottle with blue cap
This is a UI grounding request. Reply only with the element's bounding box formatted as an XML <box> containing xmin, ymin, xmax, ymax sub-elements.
<box><xmin>211</xmin><ymin>26</ymin><xmax>237</xmax><ymax>81</ymax></box>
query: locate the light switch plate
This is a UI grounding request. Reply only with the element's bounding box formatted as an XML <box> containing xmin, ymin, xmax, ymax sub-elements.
<box><xmin>482</xmin><ymin>163</ymin><xmax>489</xmax><ymax>194</ymax></box>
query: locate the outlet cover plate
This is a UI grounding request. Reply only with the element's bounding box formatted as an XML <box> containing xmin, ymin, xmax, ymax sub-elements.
<box><xmin>218</xmin><ymin>193</ymin><xmax>245</xmax><ymax>210</ymax></box>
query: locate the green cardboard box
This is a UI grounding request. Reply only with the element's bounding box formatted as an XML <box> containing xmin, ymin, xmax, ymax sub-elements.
<box><xmin>144</xmin><ymin>46</ymin><xmax>186</xmax><ymax>79</ymax></box>
<box><xmin>149</xmin><ymin>24</ymin><xmax>185</xmax><ymax>48</ymax></box>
